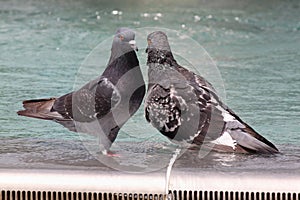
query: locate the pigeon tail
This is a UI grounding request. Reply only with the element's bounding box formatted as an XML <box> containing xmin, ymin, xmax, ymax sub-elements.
<box><xmin>17</xmin><ymin>98</ymin><xmax>56</xmax><ymax>120</ymax></box>
<box><xmin>210</xmin><ymin>107</ymin><xmax>279</xmax><ymax>154</ymax></box>
<box><xmin>17</xmin><ymin>98</ymin><xmax>77</xmax><ymax>131</ymax></box>
<box><xmin>17</xmin><ymin>98</ymin><xmax>61</xmax><ymax>120</ymax></box>
<box><xmin>229</xmin><ymin>118</ymin><xmax>279</xmax><ymax>154</ymax></box>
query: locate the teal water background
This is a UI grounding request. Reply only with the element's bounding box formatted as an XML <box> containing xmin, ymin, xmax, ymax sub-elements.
<box><xmin>0</xmin><ymin>0</ymin><xmax>299</xmax><ymax>171</ymax></box>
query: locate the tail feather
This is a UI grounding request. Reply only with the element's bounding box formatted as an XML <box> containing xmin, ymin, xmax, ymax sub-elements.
<box><xmin>17</xmin><ymin>98</ymin><xmax>62</xmax><ymax>120</ymax></box>
<box><xmin>230</xmin><ymin>129</ymin><xmax>279</xmax><ymax>154</ymax></box>
<box><xmin>241</xmin><ymin>125</ymin><xmax>278</xmax><ymax>153</ymax></box>
<box><xmin>225</xmin><ymin>112</ymin><xmax>279</xmax><ymax>154</ymax></box>
<box><xmin>18</xmin><ymin>98</ymin><xmax>77</xmax><ymax>132</ymax></box>
<box><xmin>209</xmin><ymin>104</ymin><xmax>279</xmax><ymax>154</ymax></box>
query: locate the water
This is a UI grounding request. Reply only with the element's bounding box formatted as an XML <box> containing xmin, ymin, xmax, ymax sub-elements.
<box><xmin>0</xmin><ymin>0</ymin><xmax>300</xmax><ymax>173</ymax></box>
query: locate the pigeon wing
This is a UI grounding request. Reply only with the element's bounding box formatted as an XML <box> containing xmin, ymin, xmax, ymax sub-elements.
<box><xmin>145</xmin><ymin>81</ymin><xmax>211</xmax><ymax>143</ymax></box>
<box><xmin>52</xmin><ymin>77</ymin><xmax>120</xmax><ymax>123</ymax></box>
<box><xmin>145</xmin><ymin>84</ymin><xmax>182</xmax><ymax>139</ymax></box>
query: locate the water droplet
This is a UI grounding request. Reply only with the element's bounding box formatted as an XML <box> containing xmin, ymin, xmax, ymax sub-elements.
<box><xmin>181</xmin><ymin>24</ymin><xmax>186</xmax><ymax>29</ymax></box>
<box><xmin>96</xmin><ymin>15</ymin><xmax>101</xmax><ymax>20</ymax></box>
<box><xmin>81</xmin><ymin>18</ymin><xmax>87</xmax><ymax>22</ymax></box>
<box><xmin>206</xmin><ymin>14</ymin><xmax>213</xmax><ymax>19</ymax></box>
<box><xmin>153</xmin><ymin>16</ymin><xmax>159</xmax><ymax>21</ymax></box>
<box><xmin>111</xmin><ymin>10</ymin><xmax>122</xmax><ymax>16</ymax></box>
<box><xmin>111</xmin><ymin>10</ymin><xmax>119</xmax><ymax>15</ymax></box>
<box><xmin>234</xmin><ymin>17</ymin><xmax>240</xmax><ymax>21</ymax></box>
<box><xmin>56</xmin><ymin>47</ymin><xmax>60</xmax><ymax>51</ymax></box>
<box><xmin>142</xmin><ymin>13</ymin><xmax>150</xmax><ymax>17</ymax></box>
<box><xmin>194</xmin><ymin>15</ymin><xmax>201</xmax><ymax>22</ymax></box>
<box><xmin>156</xmin><ymin>13</ymin><xmax>162</xmax><ymax>17</ymax></box>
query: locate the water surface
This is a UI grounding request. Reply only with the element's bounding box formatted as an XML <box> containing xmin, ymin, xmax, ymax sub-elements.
<box><xmin>0</xmin><ymin>0</ymin><xmax>299</xmax><ymax>173</ymax></box>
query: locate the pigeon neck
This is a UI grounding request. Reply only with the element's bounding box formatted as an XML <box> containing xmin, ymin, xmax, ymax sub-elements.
<box><xmin>108</xmin><ymin>44</ymin><xmax>134</xmax><ymax>65</ymax></box>
<box><xmin>104</xmin><ymin>50</ymin><xmax>140</xmax><ymax>83</ymax></box>
<box><xmin>147</xmin><ymin>49</ymin><xmax>177</xmax><ymax>66</ymax></box>
<box><xmin>108</xmin><ymin>51</ymin><xmax>123</xmax><ymax>65</ymax></box>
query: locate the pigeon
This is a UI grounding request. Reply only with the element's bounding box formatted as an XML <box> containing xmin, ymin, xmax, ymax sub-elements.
<box><xmin>17</xmin><ymin>27</ymin><xmax>145</xmax><ymax>155</ymax></box>
<box><xmin>144</xmin><ymin>31</ymin><xmax>278</xmax><ymax>154</ymax></box>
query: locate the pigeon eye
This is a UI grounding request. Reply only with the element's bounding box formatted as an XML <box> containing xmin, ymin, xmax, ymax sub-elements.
<box><xmin>119</xmin><ymin>35</ymin><xmax>124</xmax><ymax>41</ymax></box>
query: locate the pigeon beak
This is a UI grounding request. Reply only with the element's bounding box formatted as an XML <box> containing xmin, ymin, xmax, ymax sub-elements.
<box><xmin>145</xmin><ymin>47</ymin><xmax>148</xmax><ymax>53</ymax></box>
<box><xmin>129</xmin><ymin>40</ymin><xmax>138</xmax><ymax>51</ymax></box>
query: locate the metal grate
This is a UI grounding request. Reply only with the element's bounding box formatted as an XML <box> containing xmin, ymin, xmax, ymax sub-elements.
<box><xmin>1</xmin><ymin>190</ymin><xmax>300</xmax><ymax>200</ymax></box>
<box><xmin>170</xmin><ymin>190</ymin><xmax>300</xmax><ymax>200</ymax></box>
<box><xmin>0</xmin><ymin>191</ymin><xmax>165</xmax><ymax>200</ymax></box>
<box><xmin>1</xmin><ymin>169</ymin><xmax>300</xmax><ymax>200</ymax></box>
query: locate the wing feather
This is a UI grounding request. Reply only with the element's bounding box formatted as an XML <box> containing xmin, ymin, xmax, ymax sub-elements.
<box><xmin>52</xmin><ymin>77</ymin><xmax>120</xmax><ymax>122</ymax></box>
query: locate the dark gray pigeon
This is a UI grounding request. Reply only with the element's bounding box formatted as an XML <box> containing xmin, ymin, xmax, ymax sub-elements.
<box><xmin>144</xmin><ymin>31</ymin><xmax>278</xmax><ymax>154</ymax></box>
<box><xmin>18</xmin><ymin>27</ymin><xmax>145</xmax><ymax>155</ymax></box>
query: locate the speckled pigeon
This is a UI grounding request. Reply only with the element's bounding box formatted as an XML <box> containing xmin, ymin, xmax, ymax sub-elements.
<box><xmin>144</xmin><ymin>31</ymin><xmax>278</xmax><ymax>154</ymax></box>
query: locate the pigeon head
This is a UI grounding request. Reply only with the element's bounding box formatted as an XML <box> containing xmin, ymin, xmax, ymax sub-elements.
<box><xmin>146</xmin><ymin>31</ymin><xmax>171</xmax><ymax>53</ymax></box>
<box><xmin>146</xmin><ymin>31</ymin><xmax>175</xmax><ymax>65</ymax></box>
<box><xmin>109</xmin><ymin>27</ymin><xmax>138</xmax><ymax>64</ymax></box>
<box><xmin>113</xmin><ymin>27</ymin><xmax>138</xmax><ymax>52</ymax></box>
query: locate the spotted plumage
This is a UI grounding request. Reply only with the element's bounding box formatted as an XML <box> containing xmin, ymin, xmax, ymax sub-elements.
<box><xmin>145</xmin><ymin>31</ymin><xmax>278</xmax><ymax>154</ymax></box>
<box><xmin>18</xmin><ymin>28</ymin><xmax>145</xmax><ymax>154</ymax></box>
